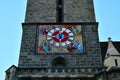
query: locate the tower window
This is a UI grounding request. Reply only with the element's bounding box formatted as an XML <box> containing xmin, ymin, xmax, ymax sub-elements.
<box><xmin>115</xmin><ymin>59</ymin><xmax>118</xmax><ymax>66</ymax></box>
<box><xmin>6</xmin><ymin>72</ymin><xmax>10</xmax><ymax>80</ymax></box>
<box><xmin>107</xmin><ymin>53</ymin><xmax>109</xmax><ymax>56</ymax></box>
<box><xmin>52</xmin><ymin>57</ymin><xmax>67</xmax><ymax>67</ymax></box>
<box><xmin>56</xmin><ymin>0</ymin><xmax>63</xmax><ymax>23</ymax></box>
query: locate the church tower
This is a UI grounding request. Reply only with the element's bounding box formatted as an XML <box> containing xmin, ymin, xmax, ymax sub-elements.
<box><xmin>5</xmin><ymin>0</ymin><xmax>103</xmax><ymax>80</ymax></box>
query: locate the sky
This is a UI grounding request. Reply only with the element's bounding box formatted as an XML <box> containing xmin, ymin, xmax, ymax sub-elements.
<box><xmin>0</xmin><ymin>0</ymin><xmax>120</xmax><ymax>80</ymax></box>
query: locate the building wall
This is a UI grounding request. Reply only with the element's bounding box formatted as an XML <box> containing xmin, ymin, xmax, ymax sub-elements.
<box><xmin>108</xmin><ymin>72</ymin><xmax>120</xmax><ymax>80</ymax></box>
<box><xmin>25</xmin><ymin>0</ymin><xmax>56</xmax><ymax>22</ymax></box>
<box><xmin>18</xmin><ymin>23</ymin><xmax>102</xmax><ymax>68</ymax></box>
<box><xmin>64</xmin><ymin>0</ymin><xmax>96</xmax><ymax>22</ymax></box>
<box><xmin>104</xmin><ymin>56</ymin><xmax>120</xmax><ymax>67</ymax></box>
<box><xmin>25</xmin><ymin>0</ymin><xmax>96</xmax><ymax>23</ymax></box>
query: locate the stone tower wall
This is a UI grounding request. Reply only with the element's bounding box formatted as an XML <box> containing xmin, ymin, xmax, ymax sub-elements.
<box><xmin>25</xmin><ymin>0</ymin><xmax>56</xmax><ymax>22</ymax></box>
<box><xmin>25</xmin><ymin>0</ymin><xmax>95</xmax><ymax>23</ymax></box>
<box><xmin>64</xmin><ymin>0</ymin><xmax>96</xmax><ymax>22</ymax></box>
<box><xmin>18</xmin><ymin>23</ymin><xmax>102</xmax><ymax>68</ymax></box>
<box><xmin>18</xmin><ymin>0</ymin><xmax>102</xmax><ymax>68</ymax></box>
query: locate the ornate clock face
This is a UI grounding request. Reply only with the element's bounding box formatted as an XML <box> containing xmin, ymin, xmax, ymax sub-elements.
<box><xmin>47</xmin><ymin>27</ymin><xmax>74</xmax><ymax>46</ymax></box>
<box><xmin>37</xmin><ymin>25</ymin><xmax>83</xmax><ymax>53</ymax></box>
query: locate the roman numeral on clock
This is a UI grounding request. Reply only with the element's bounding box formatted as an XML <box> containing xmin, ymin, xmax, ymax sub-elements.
<box><xmin>61</xmin><ymin>42</ymin><xmax>66</xmax><ymax>46</ymax></box>
<box><xmin>47</xmin><ymin>32</ymin><xmax>52</xmax><ymax>36</ymax></box>
<box><xmin>65</xmin><ymin>41</ymin><xmax>71</xmax><ymax>45</ymax></box>
<box><xmin>53</xmin><ymin>42</ymin><xmax>60</xmax><ymax>46</ymax></box>
<box><xmin>66</xmin><ymin>29</ymin><xmax>71</xmax><ymax>33</ymax></box>
<box><xmin>68</xmin><ymin>39</ymin><xmax>73</xmax><ymax>42</ymax></box>
<box><xmin>47</xmin><ymin>35</ymin><xmax>52</xmax><ymax>38</ymax></box>
<box><xmin>47</xmin><ymin>38</ymin><xmax>52</xmax><ymax>42</ymax></box>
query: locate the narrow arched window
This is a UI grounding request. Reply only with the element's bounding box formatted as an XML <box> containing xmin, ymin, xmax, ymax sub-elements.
<box><xmin>56</xmin><ymin>0</ymin><xmax>63</xmax><ymax>23</ymax></box>
<box><xmin>115</xmin><ymin>59</ymin><xmax>118</xmax><ymax>66</ymax></box>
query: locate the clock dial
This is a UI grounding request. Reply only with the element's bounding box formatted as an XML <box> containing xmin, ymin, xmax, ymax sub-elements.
<box><xmin>47</xmin><ymin>27</ymin><xmax>74</xmax><ymax>46</ymax></box>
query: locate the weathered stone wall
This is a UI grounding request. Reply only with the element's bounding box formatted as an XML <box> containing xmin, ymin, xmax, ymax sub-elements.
<box><xmin>109</xmin><ymin>72</ymin><xmax>120</xmax><ymax>80</ymax></box>
<box><xmin>83</xmin><ymin>23</ymin><xmax>102</xmax><ymax>67</ymax></box>
<box><xmin>64</xmin><ymin>0</ymin><xmax>96</xmax><ymax>22</ymax></box>
<box><xmin>25</xmin><ymin>0</ymin><xmax>56</xmax><ymax>22</ymax></box>
<box><xmin>18</xmin><ymin>23</ymin><xmax>102</xmax><ymax>68</ymax></box>
<box><xmin>18</xmin><ymin>0</ymin><xmax>102</xmax><ymax>68</ymax></box>
<box><xmin>19</xmin><ymin>24</ymin><xmax>37</xmax><ymax>67</ymax></box>
<box><xmin>25</xmin><ymin>0</ymin><xmax>96</xmax><ymax>23</ymax></box>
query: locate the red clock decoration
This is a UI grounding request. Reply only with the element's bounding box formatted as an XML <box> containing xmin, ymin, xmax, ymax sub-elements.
<box><xmin>47</xmin><ymin>27</ymin><xmax>74</xmax><ymax>46</ymax></box>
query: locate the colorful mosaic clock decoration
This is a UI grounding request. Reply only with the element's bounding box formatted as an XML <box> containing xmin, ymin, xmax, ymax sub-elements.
<box><xmin>37</xmin><ymin>25</ymin><xmax>83</xmax><ymax>53</ymax></box>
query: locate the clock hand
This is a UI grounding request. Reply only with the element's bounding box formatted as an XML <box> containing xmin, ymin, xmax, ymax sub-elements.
<box><xmin>59</xmin><ymin>33</ymin><xmax>62</xmax><ymax>39</ymax></box>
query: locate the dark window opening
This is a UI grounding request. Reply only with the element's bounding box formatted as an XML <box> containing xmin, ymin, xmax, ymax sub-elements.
<box><xmin>115</xmin><ymin>59</ymin><xmax>118</xmax><ymax>66</ymax></box>
<box><xmin>57</xmin><ymin>0</ymin><xmax>63</xmax><ymax>23</ymax></box>
<box><xmin>107</xmin><ymin>53</ymin><xmax>109</xmax><ymax>56</ymax></box>
<box><xmin>52</xmin><ymin>57</ymin><xmax>67</xmax><ymax>67</ymax></box>
<box><xmin>6</xmin><ymin>72</ymin><xmax>10</xmax><ymax>79</ymax></box>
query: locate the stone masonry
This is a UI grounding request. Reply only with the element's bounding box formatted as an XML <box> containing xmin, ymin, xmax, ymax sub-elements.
<box><xmin>25</xmin><ymin>0</ymin><xmax>96</xmax><ymax>23</ymax></box>
<box><xmin>18</xmin><ymin>23</ymin><xmax>102</xmax><ymax>68</ymax></box>
<box><xmin>64</xmin><ymin>0</ymin><xmax>96</xmax><ymax>22</ymax></box>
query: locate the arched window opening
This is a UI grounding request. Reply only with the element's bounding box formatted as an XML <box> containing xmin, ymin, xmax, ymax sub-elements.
<box><xmin>52</xmin><ymin>57</ymin><xmax>67</xmax><ymax>67</ymax></box>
